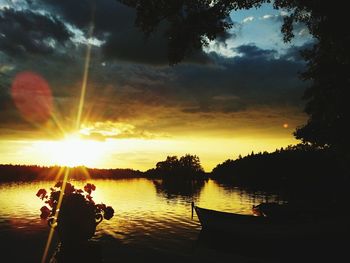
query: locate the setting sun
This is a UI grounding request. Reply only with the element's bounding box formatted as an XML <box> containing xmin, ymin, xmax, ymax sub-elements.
<box><xmin>34</xmin><ymin>135</ymin><xmax>108</xmax><ymax>167</ymax></box>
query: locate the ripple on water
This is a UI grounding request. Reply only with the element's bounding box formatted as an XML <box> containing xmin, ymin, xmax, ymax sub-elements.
<box><xmin>0</xmin><ymin>179</ymin><xmax>284</xmax><ymax>262</ymax></box>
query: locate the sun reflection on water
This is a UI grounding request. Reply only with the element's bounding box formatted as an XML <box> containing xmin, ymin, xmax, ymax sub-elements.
<box><xmin>0</xmin><ymin>178</ymin><xmax>285</xmax><ymax>261</ymax></box>
<box><xmin>0</xmin><ymin>179</ymin><xmax>275</xmax><ymax>237</ymax></box>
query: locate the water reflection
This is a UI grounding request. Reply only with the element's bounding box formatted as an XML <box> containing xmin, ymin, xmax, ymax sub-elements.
<box><xmin>153</xmin><ymin>178</ymin><xmax>206</xmax><ymax>199</ymax></box>
<box><xmin>0</xmin><ymin>178</ymin><xmax>285</xmax><ymax>262</ymax></box>
<box><xmin>0</xmin><ymin>179</ymin><xmax>284</xmax><ymax>240</ymax></box>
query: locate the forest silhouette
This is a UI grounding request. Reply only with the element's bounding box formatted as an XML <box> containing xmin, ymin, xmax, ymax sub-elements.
<box><xmin>1</xmin><ymin>145</ymin><xmax>347</xmax><ymax>201</ymax></box>
<box><xmin>0</xmin><ymin>164</ymin><xmax>142</xmax><ymax>181</ymax></box>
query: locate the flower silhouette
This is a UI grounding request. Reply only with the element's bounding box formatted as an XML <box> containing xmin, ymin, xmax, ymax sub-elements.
<box><xmin>36</xmin><ymin>182</ymin><xmax>114</xmax><ymax>221</ymax></box>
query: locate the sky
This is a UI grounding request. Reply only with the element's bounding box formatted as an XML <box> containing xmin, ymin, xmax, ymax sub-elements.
<box><xmin>0</xmin><ymin>0</ymin><xmax>313</xmax><ymax>171</ymax></box>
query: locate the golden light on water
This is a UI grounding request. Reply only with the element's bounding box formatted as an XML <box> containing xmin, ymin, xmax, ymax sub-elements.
<box><xmin>41</xmin><ymin>168</ymin><xmax>70</xmax><ymax>263</ymax></box>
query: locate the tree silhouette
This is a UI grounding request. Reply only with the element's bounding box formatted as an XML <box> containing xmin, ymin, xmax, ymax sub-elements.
<box><xmin>286</xmin><ymin>2</ymin><xmax>350</xmax><ymax>155</ymax></box>
<box><xmin>148</xmin><ymin>154</ymin><xmax>205</xmax><ymax>178</ymax></box>
<box><xmin>0</xmin><ymin>164</ymin><xmax>142</xmax><ymax>182</ymax></box>
<box><xmin>156</xmin><ymin>155</ymin><xmax>180</xmax><ymax>171</ymax></box>
<box><xmin>119</xmin><ymin>0</ymin><xmax>350</xmax><ymax>156</ymax></box>
<box><xmin>120</xmin><ymin>0</ymin><xmax>263</xmax><ymax>64</ymax></box>
<box><xmin>179</xmin><ymin>154</ymin><xmax>204</xmax><ymax>173</ymax></box>
<box><xmin>150</xmin><ymin>154</ymin><xmax>206</xmax><ymax>198</ymax></box>
<box><xmin>211</xmin><ymin>144</ymin><xmax>347</xmax><ymax>204</ymax></box>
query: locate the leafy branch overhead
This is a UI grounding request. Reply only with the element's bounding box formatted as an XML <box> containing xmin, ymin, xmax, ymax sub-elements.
<box><xmin>120</xmin><ymin>0</ymin><xmax>350</xmax><ymax>153</ymax></box>
<box><xmin>119</xmin><ymin>0</ymin><xmax>312</xmax><ymax>65</ymax></box>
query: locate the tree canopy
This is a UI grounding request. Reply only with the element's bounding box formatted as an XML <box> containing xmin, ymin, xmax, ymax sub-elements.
<box><xmin>119</xmin><ymin>0</ymin><xmax>350</xmax><ymax>156</ymax></box>
<box><xmin>151</xmin><ymin>154</ymin><xmax>205</xmax><ymax>177</ymax></box>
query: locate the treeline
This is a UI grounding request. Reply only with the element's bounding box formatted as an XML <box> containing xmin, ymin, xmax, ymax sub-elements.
<box><xmin>1</xmin><ymin>145</ymin><xmax>348</xmax><ymax>194</ymax></box>
<box><xmin>0</xmin><ymin>154</ymin><xmax>208</xmax><ymax>182</ymax></box>
<box><xmin>0</xmin><ymin>164</ymin><xmax>142</xmax><ymax>182</ymax></box>
<box><xmin>211</xmin><ymin>144</ymin><xmax>348</xmax><ymax>194</ymax></box>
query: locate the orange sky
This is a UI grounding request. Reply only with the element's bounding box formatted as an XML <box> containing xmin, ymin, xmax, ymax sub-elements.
<box><xmin>0</xmin><ymin>109</ymin><xmax>305</xmax><ymax>171</ymax></box>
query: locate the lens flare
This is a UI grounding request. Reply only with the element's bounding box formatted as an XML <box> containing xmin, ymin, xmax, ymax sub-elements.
<box><xmin>11</xmin><ymin>71</ymin><xmax>53</xmax><ymax>124</ymax></box>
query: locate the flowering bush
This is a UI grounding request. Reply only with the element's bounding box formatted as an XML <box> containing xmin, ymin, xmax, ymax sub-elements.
<box><xmin>36</xmin><ymin>181</ymin><xmax>114</xmax><ymax>222</ymax></box>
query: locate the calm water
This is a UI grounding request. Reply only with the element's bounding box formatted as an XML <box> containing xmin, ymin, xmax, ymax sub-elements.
<box><xmin>0</xmin><ymin>179</ymin><xmax>294</xmax><ymax>262</ymax></box>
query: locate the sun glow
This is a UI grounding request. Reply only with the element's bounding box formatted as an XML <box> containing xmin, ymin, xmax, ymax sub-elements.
<box><xmin>34</xmin><ymin>135</ymin><xmax>108</xmax><ymax>167</ymax></box>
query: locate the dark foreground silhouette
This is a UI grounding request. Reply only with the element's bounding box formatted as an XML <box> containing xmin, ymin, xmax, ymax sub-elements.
<box><xmin>50</xmin><ymin>241</ymin><xmax>102</xmax><ymax>263</ymax></box>
<box><xmin>37</xmin><ymin>182</ymin><xmax>114</xmax><ymax>263</ymax></box>
<box><xmin>195</xmin><ymin>228</ymin><xmax>348</xmax><ymax>263</ymax></box>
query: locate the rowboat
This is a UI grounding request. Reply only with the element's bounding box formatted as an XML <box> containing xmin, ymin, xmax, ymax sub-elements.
<box><xmin>192</xmin><ymin>202</ymin><xmax>349</xmax><ymax>240</ymax></box>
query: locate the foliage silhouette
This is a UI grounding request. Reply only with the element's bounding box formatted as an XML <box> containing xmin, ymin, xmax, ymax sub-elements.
<box><xmin>119</xmin><ymin>0</ymin><xmax>350</xmax><ymax>157</ymax></box>
<box><xmin>211</xmin><ymin>144</ymin><xmax>349</xmax><ymax>205</ymax></box>
<box><xmin>37</xmin><ymin>181</ymin><xmax>114</xmax><ymax>262</ymax></box>
<box><xmin>146</xmin><ymin>154</ymin><xmax>205</xmax><ymax>178</ymax></box>
<box><xmin>37</xmin><ymin>181</ymin><xmax>114</xmax><ymax>243</ymax></box>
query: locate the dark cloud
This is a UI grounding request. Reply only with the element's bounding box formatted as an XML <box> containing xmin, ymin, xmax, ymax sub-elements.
<box><xmin>169</xmin><ymin>44</ymin><xmax>307</xmax><ymax>114</ymax></box>
<box><xmin>280</xmin><ymin>42</ymin><xmax>314</xmax><ymax>62</ymax></box>
<box><xmin>34</xmin><ymin>0</ymin><xmax>133</xmax><ymax>35</ymax></box>
<box><xmin>29</xmin><ymin>0</ymin><xmax>212</xmax><ymax>65</ymax></box>
<box><xmin>0</xmin><ymin>38</ymin><xmax>308</xmax><ymax>136</ymax></box>
<box><xmin>31</xmin><ymin>0</ymin><xmax>173</xmax><ymax>64</ymax></box>
<box><xmin>0</xmin><ymin>8</ymin><xmax>72</xmax><ymax>56</ymax></box>
<box><xmin>216</xmin><ymin>31</ymin><xmax>234</xmax><ymax>45</ymax></box>
<box><xmin>85</xmin><ymin>43</ymin><xmax>306</xmax><ymax>117</ymax></box>
<box><xmin>156</xmin><ymin>44</ymin><xmax>304</xmax><ymax>114</ymax></box>
<box><xmin>234</xmin><ymin>44</ymin><xmax>277</xmax><ymax>59</ymax></box>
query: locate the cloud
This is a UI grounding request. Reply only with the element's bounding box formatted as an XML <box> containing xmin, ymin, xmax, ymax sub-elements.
<box><xmin>79</xmin><ymin>121</ymin><xmax>164</xmax><ymax>140</ymax></box>
<box><xmin>187</xmin><ymin>45</ymin><xmax>306</xmax><ymax>108</ymax></box>
<box><xmin>0</xmin><ymin>37</ymin><xmax>308</xmax><ymax>136</ymax></box>
<box><xmin>242</xmin><ymin>16</ymin><xmax>254</xmax><ymax>23</ymax></box>
<box><xmin>0</xmin><ymin>8</ymin><xmax>72</xmax><ymax>56</ymax></box>
<box><xmin>34</xmin><ymin>0</ymin><xmax>133</xmax><ymax>35</ymax></box>
<box><xmin>261</xmin><ymin>14</ymin><xmax>275</xmax><ymax>20</ymax></box>
<box><xmin>256</xmin><ymin>12</ymin><xmax>311</xmax><ymax>42</ymax></box>
<box><xmin>212</xmin><ymin>95</ymin><xmax>240</xmax><ymax>101</ymax></box>
<box><xmin>0</xmin><ymin>1</ymin><xmax>310</xmax><ymax>141</ymax></box>
<box><xmin>203</xmin><ymin>22</ymin><xmax>242</xmax><ymax>58</ymax></box>
<box><xmin>27</xmin><ymin>0</ymin><xmax>210</xmax><ymax>65</ymax></box>
<box><xmin>280</xmin><ymin>42</ymin><xmax>314</xmax><ymax>62</ymax></box>
<box><xmin>234</xmin><ymin>44</ymin><xmax>277</xmax><ymax>59</ymax></box>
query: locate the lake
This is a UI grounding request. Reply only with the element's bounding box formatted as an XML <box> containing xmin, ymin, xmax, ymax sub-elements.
<box><xmin>0</xmin><ymin>178</ymin><xmax>344</xmax><ymax>262</ymax></box>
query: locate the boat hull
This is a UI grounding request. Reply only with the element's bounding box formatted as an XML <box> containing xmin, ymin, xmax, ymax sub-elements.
<box><xmin>194</xmin><ymin>206</ymin><xmax>348</xmax><ymax>239</ymax></box>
